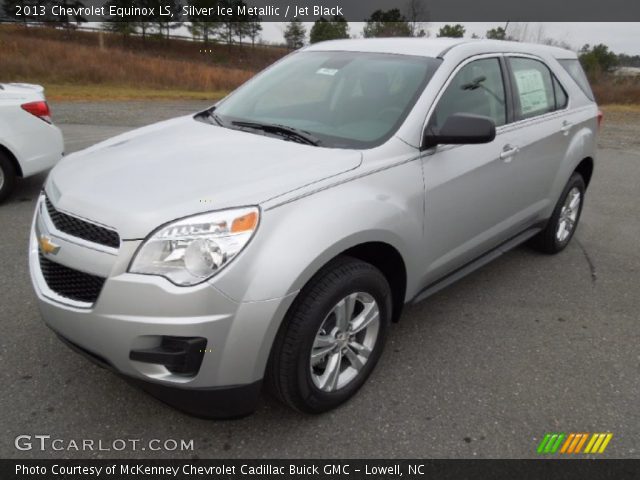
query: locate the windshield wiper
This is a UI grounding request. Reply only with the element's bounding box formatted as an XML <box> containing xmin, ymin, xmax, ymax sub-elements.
<box><xmin>231</xmin><ymin>120</ymin><xmax>321</xmax><ymax>146</ymax></box>
<box><xmin>206</xmin><ymin>109</ymin><xmax>224</xmax><ymax>126</ymax></box>
<box><xmin>194</xmin><ymin>107</ymin><xmax>225</xmax><ymax>126</ymax></box>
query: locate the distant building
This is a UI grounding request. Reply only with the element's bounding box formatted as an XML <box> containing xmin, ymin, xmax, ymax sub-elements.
<box><xmin>614</xmin><ymin>66</ymin><xmax>640</xmax><ymax>77</ymax></box>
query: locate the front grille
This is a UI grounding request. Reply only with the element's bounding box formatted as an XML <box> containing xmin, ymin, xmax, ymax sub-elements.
<box><xmin>39</xmin><ymin>253</ymin><xmax>106</xmax><ymax>304</ymax></box>
<box><xmin>45</xmin><ymin>197</ymin><xmax>120</xmax><ymax>248</ymax></box>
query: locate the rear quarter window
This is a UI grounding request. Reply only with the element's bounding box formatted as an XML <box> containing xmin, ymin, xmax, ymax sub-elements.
<box><xmin>558</xmin><ymin>59</ymin><xmax>595</xmax><ymax>102</ymax></box>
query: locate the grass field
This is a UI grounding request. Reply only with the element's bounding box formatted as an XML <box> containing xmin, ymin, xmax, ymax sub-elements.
<box><xmin>592</xmin><ymin>79</ymin><xmax>640</xmax><ymax>105</ymax></box>
<box><xmin>602</xmin><ymin>104</ymin><xmax>640</xmax><ymax>112</ymax></box>
<box><xmin>0</xmin><ymin>25</ymin><xmax>285</xmax><ymax>100</ymax></box>
<box><xmin>43</xmin><ymin>84</ymin><xmax>229</xmax><ymax>101</ymax></box>
<box><xmin>1</xmin><ymin>25</ymin><xmax>639</xmax><ymax>103</ymax></box>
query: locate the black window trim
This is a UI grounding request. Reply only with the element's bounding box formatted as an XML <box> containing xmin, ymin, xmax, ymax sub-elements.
<box><xmin>551</xmin><ymin>75</ymin><xmax>569</xmax><ymax>110</ymax></box>
<box><xmin>498</xmin><ymin>56</ymin><xmax>517</xmax><ymax>124</ymax></box>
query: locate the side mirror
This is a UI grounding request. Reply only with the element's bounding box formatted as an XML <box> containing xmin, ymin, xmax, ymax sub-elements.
<box><xmin>422</xmin><ymin>113</ymin><xmax>496</xmax><ymax>150</ymax></box>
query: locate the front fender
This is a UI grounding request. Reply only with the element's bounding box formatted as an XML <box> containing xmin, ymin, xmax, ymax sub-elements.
<box><xmin>212</xmin><ymin>159</ymin><xmax>425</xmax><ymax>304</ymax></box>
<box><xmin>209</xmin><ymin>160</ymin><xmax>425</xmax><ymax>383</ymax></box>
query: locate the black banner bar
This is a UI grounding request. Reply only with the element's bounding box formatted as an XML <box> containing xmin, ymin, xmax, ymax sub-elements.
<box><xmin>2</xmin><ymin>0</ymin><xmax>640</xmax><ymax>22</ymax></box>
<box><xmin>3</xmin><ymin>460</ymin><xmax>640</xmax><ymax>480</ymax></box>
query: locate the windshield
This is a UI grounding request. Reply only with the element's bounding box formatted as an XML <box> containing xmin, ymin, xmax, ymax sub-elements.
<box><xmin>214</xmin><ymin>51</ymin><xmax>441</xmax><ymax>149</ymax></box>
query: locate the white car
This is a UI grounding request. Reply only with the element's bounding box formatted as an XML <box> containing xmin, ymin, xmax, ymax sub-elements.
<box><xmin>0</xmin><ymin>83</ymin><xmax>64</xmax><ymax>202</ymax></box>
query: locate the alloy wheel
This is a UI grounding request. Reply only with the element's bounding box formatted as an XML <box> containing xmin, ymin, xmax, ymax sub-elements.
<box><xmin>310</xmin><ymin>292</ymin><xmax>380</xmax><ymax>392</ymax></box>
<box><xmin>556</xmin><ymin>187</ymin><xmax>581</xmax><ymax>243</ymax></box>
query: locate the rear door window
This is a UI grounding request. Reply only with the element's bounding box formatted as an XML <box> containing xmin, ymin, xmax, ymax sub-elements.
<box><xmin>508</xmin><ymin>57</ymin><xmax>557</xmax><ymax>120</ymax></box>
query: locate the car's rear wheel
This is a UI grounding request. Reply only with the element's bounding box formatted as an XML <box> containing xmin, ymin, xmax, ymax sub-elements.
<box><xmin>531</xmin><ymin>173</ymin><xmax>586</xmax><ymax>254</ymax></box>
<box><xmin>0</xmin><ymin>152</ymin><xmax>17</xmax><ymax>203</ymax></box>
<box><xmin>267</xmin><ymin>256</ymin><xmax>392</xmax><ymax>413</ymax></box>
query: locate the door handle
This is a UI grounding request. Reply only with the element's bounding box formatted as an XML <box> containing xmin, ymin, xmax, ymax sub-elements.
<box><xmin>560</xmin><ymin>120</ymin><xmax>573</xmax><ymax>135</ymax></box>
<box><xmin>500</xmin><ymin>145</ymin><xmax>519</xmax><ymax>161</ymax></box>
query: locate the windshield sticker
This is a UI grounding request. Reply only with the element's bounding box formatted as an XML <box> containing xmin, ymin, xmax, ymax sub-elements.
<box><xmin>514</xmin><ymin>69</ymin><xmax>549</xmax><ymax>115</ymax></box>
<box><xmin>316</xmin><ymin>68</ymin><xmax>339</xmax><ymax>76</ymax></box>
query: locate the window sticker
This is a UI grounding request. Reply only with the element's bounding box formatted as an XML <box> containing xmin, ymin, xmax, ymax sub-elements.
<box><xmin>316</xmin><ymin>67</ymin><xmax>339</xmax><ymax>76</ymax></box>
<box><xmin>514</xmin><ymin>68</ymin><xmax>549</xmax><ymax>115</ymax></box>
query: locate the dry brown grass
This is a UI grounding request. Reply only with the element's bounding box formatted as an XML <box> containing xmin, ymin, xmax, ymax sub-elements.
<box><xmin>44</xmin><ymin>84</ymin><xmax>228</xmax><ymax>101</ymax></box>
<box><xmin>0</xmin><ymin>25</ymin><xmax>266</xmax><ymax>96</ymax></box>
<box><xmin>591</xmin><ymin>76</ymin><xmax>640</xmax><ymax>105</ymax></box>
<box><xmin>4</xmin><ymin>25</ymin><xmax>639</xmax><ymax>105</ymax></box>
<box><xmin>3</xmin><ymin>24</ymin><xmax>287</xmax><ymax>70</ymax></box>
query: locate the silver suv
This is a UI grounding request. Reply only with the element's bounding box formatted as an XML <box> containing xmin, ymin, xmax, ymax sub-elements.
<box><xmin>29</xmin><ymin>38</ymin><xmax>598</xmax><ymax>417</ymax></box>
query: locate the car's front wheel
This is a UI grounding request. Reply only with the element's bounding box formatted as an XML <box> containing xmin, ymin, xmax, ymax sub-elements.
<box><xmin>0</xmin><ymin>151</ymin><xmax>17</xmax><ymax>203</ymax></box>
<box><xmin>267</xmin><ymin>256</ymin><xmax>392</xmax><ymax>413</ymax></box>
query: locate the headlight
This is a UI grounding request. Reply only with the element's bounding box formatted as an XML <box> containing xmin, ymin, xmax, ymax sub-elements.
<box><xmin>129</xmin><ymin>207</ymin><xmax>259</xmax><ymax>286</ymax></box>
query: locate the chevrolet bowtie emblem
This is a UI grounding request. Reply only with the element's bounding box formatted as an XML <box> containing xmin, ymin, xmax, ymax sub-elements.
<box><xmin>39</xmin><ymin>235</ymin><xmax>60</xmax><ymax>255</ymax></box>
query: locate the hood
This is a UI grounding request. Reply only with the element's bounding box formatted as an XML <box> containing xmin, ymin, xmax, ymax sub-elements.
<box><xmin>0</xmin><ymin>83</ymin><xmax>45</xmax><ymax>100</ymax></box>
<box><xmin>46</xmin><ymin>116</ymin><xmax>362</xmax><ymax>239</ymax></box>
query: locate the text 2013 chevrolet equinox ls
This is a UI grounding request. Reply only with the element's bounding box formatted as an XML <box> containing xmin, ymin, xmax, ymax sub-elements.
<box><xmin>29</xmin><ymin>38</ymin><xmax>598</xmax><ymax>417</ymax></box>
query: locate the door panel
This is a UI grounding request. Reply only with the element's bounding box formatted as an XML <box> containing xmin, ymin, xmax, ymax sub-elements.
<box><xmin>498</xmin><ymin>116</ymin><xmax>570</xmax><ymax>222</ymax></box>
<box><xmin>420</xmin><ymin>55</ymin><xmax>576</xmax><ymax>286</ymax></box>
<box><xmin>503</xmin><ymin>56</ymin><xmax>574</xmax><ymax>219</ymax></box>
<box><xmin>421</xmin><ymin>134</ymin><xmax>518</xmax><ymax>282</ymax></box>
<box><xmin>421</xmin><ymin>57</ymin><xmax>519</xmax><ymax>284</ymax></box>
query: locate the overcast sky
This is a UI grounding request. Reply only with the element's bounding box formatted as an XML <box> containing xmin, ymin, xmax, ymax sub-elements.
<box><xmin>261</xmin><ymin>22</ymin><xmax>640</xmax><ymax>55</ymax></box>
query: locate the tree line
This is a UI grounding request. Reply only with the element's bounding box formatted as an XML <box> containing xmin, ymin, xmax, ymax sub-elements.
<box><xmin>4</xmin><ymin>1</ymin><xmax>638</xmax><ymax>73</ymax></box>
<box><xmin>2</xmin><ymin>0</ymin><xmax>264</xmax><ymax>45</ymax></box>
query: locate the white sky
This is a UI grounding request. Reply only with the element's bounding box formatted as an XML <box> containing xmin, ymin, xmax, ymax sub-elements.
<box><xmin>261</xmin><ymin>22</ymin><xmax>640</xmax><ymax>55</ymax></box>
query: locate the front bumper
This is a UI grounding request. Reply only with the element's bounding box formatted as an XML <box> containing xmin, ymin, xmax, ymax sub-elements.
<box><xmin>28</xmin><ymin>196</ymin><xmax>296</xmax><ymax>417</ymax></box>
<box><xmin>57</xmin><ymin>333</ymin><xmax>263</xmax><ymax>418</ymax></box>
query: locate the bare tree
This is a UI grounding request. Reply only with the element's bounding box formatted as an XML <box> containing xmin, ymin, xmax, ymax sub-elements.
<box><xmin>363</xmin><ymin>9</ymin><xmax>412</xmax><ymax>38</ymax></box>
<box><xmin>283</xmin><ymin>19</ymin><xmax>306</xmax><ymax>49</ymax></box>
<box><xmin>246</xmin><ymin>15</ymin><xmax>262</xmax><ymax>47</ymax></box>
<box><xmin>404</xmin><ymin>0</ymin><xmax>429</xmax><ymax>37</ymax></box>
<box><xmin>505</xmin><ymin>22</ymin><xmax>572</xmax><ymax>49</ymax></box>
<box><xmin>506</xmin><ymin>22</ymin><xmax>544</xmax><ymax>43</ymax></box>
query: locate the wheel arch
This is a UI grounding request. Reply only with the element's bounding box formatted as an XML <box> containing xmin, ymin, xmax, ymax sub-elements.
<box><xmin>544</xmin><ymin>125</ymin><xmax>596</xmax><ymax>220</ymax></box>
<box><xmin>0</xmin><ymin>143</ymin><xmax>23</xmax><ymax>177</ymax></box>
<box><xmin>574</xmin><ymin>156</ymin><xmax>594</xmax><ymax>188</ymax></box>
<box><xmin>341</xmin><ymin>242</ymin><xmax>407</xmax><ymax>323</ymax></box>
<box><xmin>272</xmin><ymin>234</ymin><xmax>411</xmax><ymax>324</ymax></box>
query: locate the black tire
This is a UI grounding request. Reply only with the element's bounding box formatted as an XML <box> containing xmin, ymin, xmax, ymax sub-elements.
<box><xmin>267</xmin><ymin>255</ymin><xmax>392</xmax><ymax>413</ymax></box>
<box><xmin>531</xmin><ymin>173</ymin><xmax>586</xmax><ymax>254</ymax></box>
<box><xmin>0</xmin><ymin>151</ymin><xmax>17</xmax><ymax>203</ymax></box>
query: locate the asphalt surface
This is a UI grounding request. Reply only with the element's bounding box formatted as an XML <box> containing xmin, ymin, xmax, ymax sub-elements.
<box><xmin>1</xmin><ymin>102</ymin><xmax>639</xmax><ymax>459</ymax></box>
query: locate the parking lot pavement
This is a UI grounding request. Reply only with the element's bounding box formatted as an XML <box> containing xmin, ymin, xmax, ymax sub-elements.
<box><xmin>52</xmin><ymin>100</ymin><xmax>213</xmax><ymax>153</ymax></box>
<box><xmin>1</xmin><ymin>102</ymin><xmax>639</xmax><ymax>459</ymax></box>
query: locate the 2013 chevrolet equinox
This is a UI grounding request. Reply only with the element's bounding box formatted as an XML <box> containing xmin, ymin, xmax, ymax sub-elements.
<box><xmin>29</xmin><ymin>38</ymin><xmax>598</xmax><ymax>417</ymax></box>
